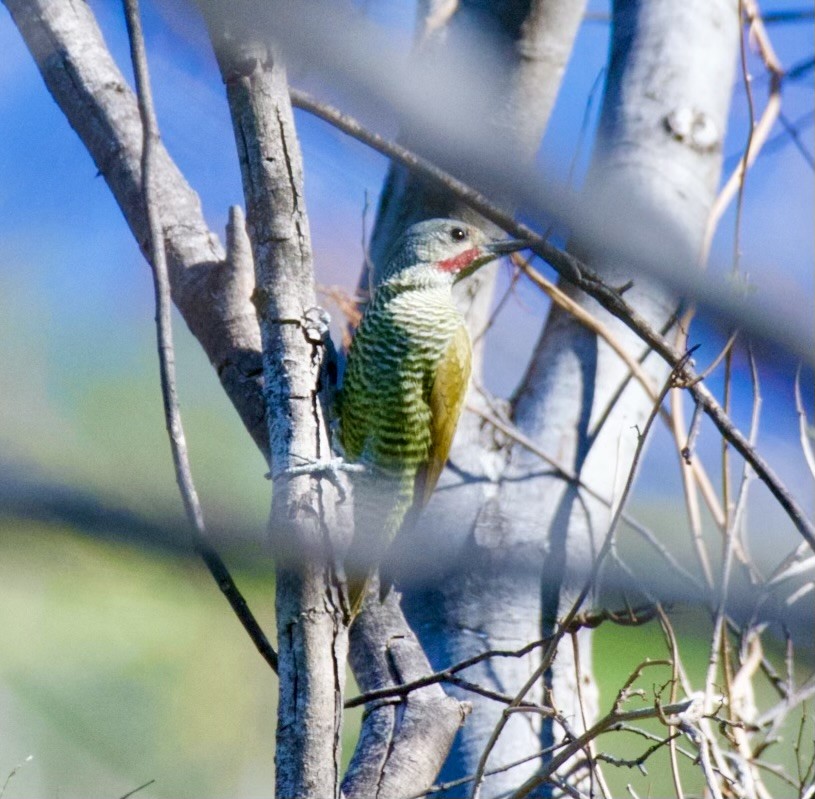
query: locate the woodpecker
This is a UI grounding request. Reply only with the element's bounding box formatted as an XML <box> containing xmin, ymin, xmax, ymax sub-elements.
<box><xmin>339</xmin><ymin>218</ymin><xmax>528</xmax><ymax>615</ymax></box>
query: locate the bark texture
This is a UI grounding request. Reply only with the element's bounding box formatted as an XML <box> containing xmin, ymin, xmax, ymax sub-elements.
<box><xmin>387</xmin><ymin>1</ymin><xmax>739</xmax><ymax>795</ymax></box>
<box><xmin>2</xmin><ymin>0</ymin><xmax>268</xmax><ymax>457</ymax></box>
<box><xmin>210</xmin><ymin>36</ymin><xmax>349</xmax><ymax>798</ymax></box>
<box><xmin>343</xmin><ymin>590</ymin><xmax>470</xmax><ymax>799</ymax></box>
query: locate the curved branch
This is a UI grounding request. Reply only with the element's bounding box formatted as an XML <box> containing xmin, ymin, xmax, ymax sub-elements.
<box><xmin>288</xmin><ymin>89</ymin><xmax>815</xmax><ymax>553</ymax></box>
<box><xmin>122</xmin><ymin>0</ymin><xmax>277</xmax><ymax>674</ymax></box>
<box><xmin>3</xmin><ymin>0</ymin><xmax>268</xmax><ymax>456</ymax></box>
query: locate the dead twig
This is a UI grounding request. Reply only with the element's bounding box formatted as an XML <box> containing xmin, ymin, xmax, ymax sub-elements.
<box><xmin>289</xmin><ymin>88</ymin><xmax>815</xmax><ymax>552</ymax></box>
<box><xmin>123</xmin><ymin>0</ymin><xmax>277</xmax><ymax>673</ymax></box>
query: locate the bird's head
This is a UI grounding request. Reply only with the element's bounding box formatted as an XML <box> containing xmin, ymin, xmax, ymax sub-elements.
<box><xmin>380</xmin><ymin>219</ymin><xmax>529</xmax><ymax>287</ymax></box>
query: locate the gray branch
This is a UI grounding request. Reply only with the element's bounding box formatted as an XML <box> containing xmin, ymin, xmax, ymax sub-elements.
<box><xmin>2</xmin><ymin>0</ymin><xmax>268</xmax><ymax>456</ymax></box>
<box><xmin>204</xmin><ymin>24</ymin><xmax>351</xmax><ymax>796</ymax></box>
<box><xmin>343</xmin><ymin>591</ymin><xmax>470</xmax><ymax>799</ymax></box>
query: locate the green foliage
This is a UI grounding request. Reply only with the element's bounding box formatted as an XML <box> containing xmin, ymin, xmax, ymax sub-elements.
<box><xmin>0</xmin><ymin>522</ymin><xmax>278</xmax><ymax>798</ymax></box>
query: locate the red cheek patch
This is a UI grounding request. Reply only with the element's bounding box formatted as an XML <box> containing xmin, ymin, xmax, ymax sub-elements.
<box><xmin>438</xmin><ymin>247</ymin><xmax>480</xmax><ymax>273</ymax></box>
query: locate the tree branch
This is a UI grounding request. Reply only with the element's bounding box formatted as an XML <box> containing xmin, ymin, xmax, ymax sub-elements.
<box><xmin>343</xmin><ymin>591</ymin><xmax>470</xmax><ymax>799</ymax></box>
<box><xmin>2</xmin><ymin>0</ymin><xmax>268</xmax><ymax>457</ymax></box>
<box><xmin>121</xmin><ymin>0</ymin><xmax>277</xmax><ymax>675</ymax></box>
<box><xmin>288</xmin><ymin>89</ymin><xmax>815</xmax><ymax>553</ymax></box>
<box><xmin>202</xmin><ymin>20</ymin><xmax>351</xmax><ymax>795</ymax></box>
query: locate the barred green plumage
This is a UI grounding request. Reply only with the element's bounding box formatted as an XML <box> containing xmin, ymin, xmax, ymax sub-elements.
<box><xmin>338</xmin><ymin>218</ymin><xmax>527</xmax><ymax>615</ymax></box>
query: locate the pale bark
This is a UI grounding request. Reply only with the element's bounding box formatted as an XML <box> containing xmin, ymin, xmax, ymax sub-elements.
<box><xmin>2</xmin><ymin>0</ymin><xmax>268</xmax><ymax>457</ymax></box>
<box><xmin>343</xmin><ymin>589</ymin><xmax>470</xmax><ymax>799</ymax></box>
<box><xmin>207</xmin><ymin>32</ymin><xmax>349</xmax><ymax>798</ymax></box>
<box><xmin>390</xmin><ymin>1</ymin><xmax>739</xmax><ymax>796</ymax></box>
<box><xmin>362</xmin><ymin>1</ymin><xmax>584</xmax><ymax>794</ymax></box>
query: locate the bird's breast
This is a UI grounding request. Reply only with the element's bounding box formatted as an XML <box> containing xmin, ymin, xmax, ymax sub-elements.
<box><xmin>339</xmin><ymin>288</ymin><xmax>464</xmax><ymax>474</ymax></box>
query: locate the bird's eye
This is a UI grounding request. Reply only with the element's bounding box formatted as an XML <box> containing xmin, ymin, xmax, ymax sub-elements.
<box><xmin>450</xmin><ymin>227</ymin><xmax>467</xmax><ymax>242</ymax></box>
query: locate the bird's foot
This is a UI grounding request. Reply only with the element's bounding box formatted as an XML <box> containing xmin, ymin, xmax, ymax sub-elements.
<box><xmin>278</xmin><ymin>457</ymin><xmax>365</xmax><ymax>479</ymax></box>
<box><xmin>302</xmin><ymin>305</ymin><xmax>331</xmax><ymax>343</ymax></box>
<box><xmin>267</xmin><ymin>457</ymin><xmax>365</xmax><ymax>501</ymax></box>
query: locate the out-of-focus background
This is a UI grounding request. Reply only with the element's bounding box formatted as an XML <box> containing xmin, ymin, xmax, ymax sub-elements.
<box><xmin>0</xmin><ymin>1</ymin><xmax>812</xmax><ymax>796</ymax></box>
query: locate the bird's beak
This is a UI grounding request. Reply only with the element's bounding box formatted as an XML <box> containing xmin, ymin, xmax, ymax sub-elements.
<box><xmin>484</xmin><ymin>238</ymin><xmax>530</xmax><ymax>256</ymax></box>
<box><xmin>453</xmin><ymin>238</ymin><xmax>530</xmax><ymax>283</ymax></box>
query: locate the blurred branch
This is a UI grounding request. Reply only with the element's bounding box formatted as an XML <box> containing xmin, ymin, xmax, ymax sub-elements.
<box><xmin>584</xmin><ymin>7</ymin><xmax>815</xmax><ymax>25</ymax></box>
<box><xmin>117</xmin><ymin>779</ymin><xmax>156</xmax><ymax>799</ymax></box>
<box><xmin>758</xmin><ymin>8</ymin><xmax>815</xmax><ymax>23</ymax></box>
<box><xmin>122</xmin><ymin>0</ymin><xmax>277</xmax><ymax>674</ymax></box>
<box><xmin>776</xmin><ymin>111</ymin><xmax>815</xmax><ymax>170</ymax></box>
<box><xmin>289</xmin><ymin>89</ymin><xmax>815</xmax><ymax>552</ymax></box>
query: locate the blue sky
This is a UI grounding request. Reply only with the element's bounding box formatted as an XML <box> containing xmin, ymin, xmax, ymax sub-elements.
<box><xmin>0</xmin><ymin>1</ymin><xmax>812</xmax><ymax>522</ymax></box>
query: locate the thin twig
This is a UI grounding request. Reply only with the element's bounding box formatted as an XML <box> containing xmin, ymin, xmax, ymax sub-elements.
<box><xmin>472</xmin><ymin>355</ymin><xmax>696</xmax><ymax>799</ymax></box>
<box><xmin>511</xmin><ymin>695</ymin><xmax>697</xmax><ymax>798</ymax></box>
<box><xmin>345</xmin><ymin>637</ymin><xmax>549</xmax><ymax>708</ymax></box>
<box><xmin>449</xmin><ymin>677</ymin><xmax>549</xmax><ymax>710</ymax></box>
<box><xmin>289</xmin><ymin>88</ymin><xmax>815</xmax><ymax>551</ymax></box>
<box><xmin>118</xmin><ymin>779</ymin><xmax>157</xmax><ymax>799</ymax></box>
<box><xmin>681</xmin><ymin>399</ymin><xmax>704</xmax><ymax>464</ymax></box>
<box><xmin>594</xmin><ymin>732</ymin><xmax>681</xmax><ymax>772</ymax></box>
<box><xmin>681</xmin><ymin>720</ymin><xmax>725</xmax><ymax>799</ymax></box>
<box><xmin>732</xmin><ymin>0</ymin><xmax>757</xmax><ymax>276</ymax></box>
<box><xmin>702</xmin><ymin>0</ymin><xmax>783</xmax><ymax>259</ymax></box>
<box><xmin>123</xmin><ymin>0</ymin><xmax>277</xmax><ymax>673</ymax></box>
<box><xmin>686</xmin><ymin>330</ymin><xmax>739</xmax><ymax>389</ymax></box>
<box><xmin>516</xmin><ymin>257</ymin><xmax>657</xmax><ymax>397</ymax></box>
<box><xmin>656</xmin><ymin>605</ymin><xmax>686</xmax><ymax>799</ymax></box>
<box><xmin>0</xmin><ymin>756</ymin><xmax>33</xmax><ymax>799</ymax></box>
<box><xmin>471</xmin><ymin>265</ymin><xmax>521</xmax><ymax>347</ymax></box>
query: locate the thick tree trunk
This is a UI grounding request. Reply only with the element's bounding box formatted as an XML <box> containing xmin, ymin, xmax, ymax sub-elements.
<box><xmin>209</xmin><ymin>33</ymin><xmax>349</xmax><ymax>799</ymax></box>
<box><xmin>359</xmin><ymin>4</ymin><xmax>587</xmax><ymax>795</ymax></box>
<box><xmin>393</xmin><ymin>1</ymin><xmax>739</xmax><ymax>795</ymax></box>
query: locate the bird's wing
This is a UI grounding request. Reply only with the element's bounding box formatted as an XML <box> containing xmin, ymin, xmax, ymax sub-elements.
<box><xmin>416</xmin><ymin>323</ymin><xmax>472</xmax><ymax>508</ymax></box>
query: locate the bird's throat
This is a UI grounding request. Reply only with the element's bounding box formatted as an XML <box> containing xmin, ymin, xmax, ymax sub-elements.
<box><xmin>437</xmin><ymin>247</ymin><xmax>480</xmax><ymax>274</ymax></box>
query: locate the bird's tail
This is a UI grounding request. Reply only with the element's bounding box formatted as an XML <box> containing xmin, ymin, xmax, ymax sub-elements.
<box><xmin>344</xmin><ymin>470</ymin><xmax>414</xmax><ymax>620</ymax></box>
<box><xmin>346</xmin><ymin>574</ymin><xmax>370</xmax><ymax>619</ymax></box>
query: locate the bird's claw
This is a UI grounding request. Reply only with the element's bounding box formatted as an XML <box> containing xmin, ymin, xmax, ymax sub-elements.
<box><xmin>270</xmin><ymin>457</ymin><xmax>365</xmax><ymax>502</ymax></box>
<box><xmin>303</xmin><ymin>305</ymin><xmax>331</xmax><ymax>343</ymax></box>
